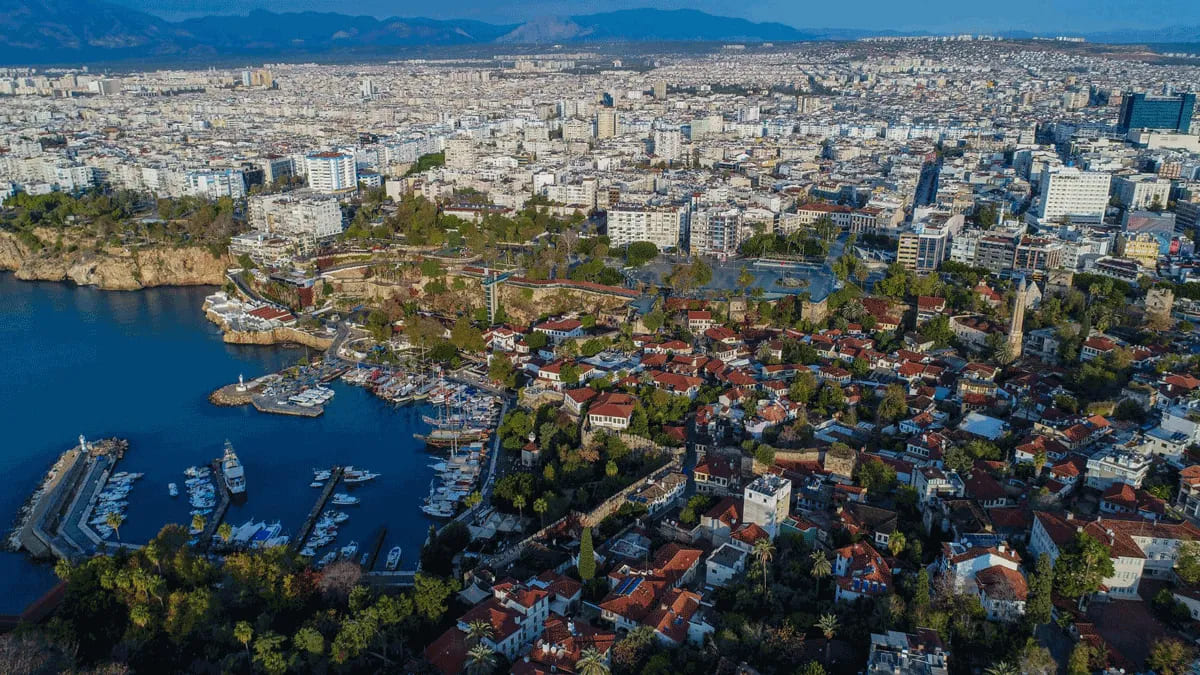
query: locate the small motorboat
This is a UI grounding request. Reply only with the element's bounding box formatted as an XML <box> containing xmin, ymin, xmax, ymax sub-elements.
<box><xmin>310</xmin><ymin>481</ymin><xmax>323</xmax><ymax>488</ymax></box>
<box><xmin>385</xmin><ymin>546</ymin><xmax>402</xmax><ymax>571</ymax></box>
<box><xmin>168</xmin><ymin>483</ymin><xmax>179</xmax><ymax>497</ymax></box>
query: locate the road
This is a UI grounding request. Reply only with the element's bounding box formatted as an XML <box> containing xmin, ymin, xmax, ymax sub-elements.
<box><xmin>227</xmin><ymin>271</ymin><xmax>283</xmax><ymax>309</ymax></box>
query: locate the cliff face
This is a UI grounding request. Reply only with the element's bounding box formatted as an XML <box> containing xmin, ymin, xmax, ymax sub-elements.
<box><xmin>223</xmin><ymin>328</ymin><xmax>333</xmax><ymax>350</ymax></box>
<box><xmin>0</xmin><ymin>230</ymin><xmax>229</xmax><ymax>290</ymax></box>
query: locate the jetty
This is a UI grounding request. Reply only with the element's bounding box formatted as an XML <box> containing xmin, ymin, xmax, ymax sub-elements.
<box><xmin>292</xmin><ymin>466</ymin><xmax>344</xmax><ymax>553</ymax></box>
<box><xmin>251</xmin><ymin>396</ymin><xmax>324</xmax><ymax>417</ymax></box>
<box><xmin>196</xmin><ymin>458</ymin><xmax>233</xmax><ymax>550</ymax></box>
<box><xmin>360</xmin><ymin>526</ymin><xmax>388</xmax><ymax>571</ymax></box>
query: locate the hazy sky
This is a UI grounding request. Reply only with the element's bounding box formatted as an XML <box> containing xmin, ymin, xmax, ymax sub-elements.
<box><xmin>110</xmin><ymin>0</ymin><xmax>1200</xmax><ymax>33</ymax></box>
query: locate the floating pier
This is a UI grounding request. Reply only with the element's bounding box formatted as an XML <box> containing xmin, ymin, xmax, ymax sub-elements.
<box><xmin>292</xmin><ymin>466</ymin><xmax>344</xmax><ymax>553</ymax></box>
<box><xmin>196</xmin><ymin>458</ymin><xmax>233</xmax><ymax>550</ymax></box>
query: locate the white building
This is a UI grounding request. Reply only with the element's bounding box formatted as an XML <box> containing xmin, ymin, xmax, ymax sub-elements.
<box><xmin>248</xmin><ymin>191</ymin><xmax>344</xmax><ymax>242</ymax></box>
<box><xmin>1085</xmin><ymin>448</ymin><xmax>1152</xmax><ymax>489</ymax></box>
<box><xmin>444</xmin><ymin>136</ymin><xmax>476</xmax><ymax>170</ymax></box>
<box><xmin>1037</xmin><ymin>167</ymin><xmax>1111</xmax><ymax>224</ymax></box>
<box><xmin>689</xmin><ymin>207</ymin><xmax>743</xmax><ymax>257</ymax></box>
<box><xmin>742</xmin><ymin>474</ymin><xmax>791</xmax><ymax>538</ymax></box>
<box><xmin>1112</xmin><ymin>174</ymin><xmax>1171</xmax><ymax>211</ymax></box>
<box><xmin>652</xmin><ymin>128</ymin><xmax>683</xmax><ymax>162</ymax></box>
<box><xmin>304</xmin><ymin>152</ymin><xmax>357</xmax><ymax>193</ymax></box>
<box><xmin>185</xmin><ymin>168</ymin><xmax>246</xmax><ymax>200</ymax></box>
<box><xmin>606</xmin><ymin>204</ymin><xmax>686</xmax><ymax>250</ymax></box>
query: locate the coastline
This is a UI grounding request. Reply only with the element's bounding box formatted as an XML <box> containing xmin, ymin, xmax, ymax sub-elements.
<box><xmin>0</xmin><ymin>230</ymin><xmax>229</xmax><ymax>290</ymax></box>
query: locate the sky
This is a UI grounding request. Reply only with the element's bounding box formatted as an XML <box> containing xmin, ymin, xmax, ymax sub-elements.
<box><xmin>109</xmin><ymin>0</ymin><xmax>1200</xmax><ymax>34</ymax></box>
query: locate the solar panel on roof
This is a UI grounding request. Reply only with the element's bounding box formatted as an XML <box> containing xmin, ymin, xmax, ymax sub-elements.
<box><xmin>628</xmin><ymin>577</ymin><xmax>643</xmax><ymax>594</ymax></box>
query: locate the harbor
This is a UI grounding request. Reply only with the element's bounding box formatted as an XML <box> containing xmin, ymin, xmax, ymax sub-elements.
<box><xmin>0</xmin><ymin>279</ymin><xmax>504</xmax><ymax>611</ymax></box>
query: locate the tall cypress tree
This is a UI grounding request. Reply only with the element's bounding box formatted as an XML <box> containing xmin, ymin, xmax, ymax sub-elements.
<box><xmin>578</xmin><ymin>527</ymin><xmax>595</xmax><ymax>581</ymax></box>
<box><xmin>1026</xmin><ymin>553</ymin><xmax>1054</xmax><ymax>626</ymax></box>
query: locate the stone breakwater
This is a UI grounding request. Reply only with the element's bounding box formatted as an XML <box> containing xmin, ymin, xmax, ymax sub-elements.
<box><xmin>0</xmin><ymin>230</ymin><xmax>228</xmax><ymax>290</ymax></box>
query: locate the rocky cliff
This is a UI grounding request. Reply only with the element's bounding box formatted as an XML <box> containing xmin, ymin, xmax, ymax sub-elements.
<box><xmin>0</xmin><ymin>230</ymin><xmax>229</xmax><ymax>290</ymax></box>
<box><xmin>222</xmin><ymin>328</ymin><xmax>333</xmax><ymax>350</ymax></box>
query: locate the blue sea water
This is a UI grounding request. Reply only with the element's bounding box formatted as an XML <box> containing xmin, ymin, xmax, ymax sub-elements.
<box><xmin>0</xmin><ymin>273</ymin><xmax>437</xmax><ymax>614</ymax></box>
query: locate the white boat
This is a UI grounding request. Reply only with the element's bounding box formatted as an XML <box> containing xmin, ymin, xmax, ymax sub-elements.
<box><xmin>340</xmin><ymin>540</ymin><xmax>358</xmax><ymax>559</ymax></box>
<box><xmin>386</xmin><ymin>546</ymin><xmax>402</xmax><ymax>570</ymax></box>
<box><xmin>310</xmin><ymin>482</ymin><xmax>323</xmax><ymax>488</ymax></box>
<box><xmin>222</xmin><ymin>441</ymin><xmax>246</xmax><ymax>495</ymax></box>
<box><xmin>313</xmin><ymin>469</ymin><xmax>332</xmax><ymax>481</ymax></box>
<box><xmin>317</xmin><ymin>551</ymin><xmax>337</xmax><ymax>567</ymax></box>
<box><xmin>360</xmin><ymin>552</ymin><xmax>370</xmax><ymax>566</ymax></box>
<box><xmin>331</xmin><ymin>493</ymin><xmax>360</xmax><ymax>506</ymax></box>
<box><xmin>343</xmin><ymin>467</ymin><xmax>380</xmax><ymax>484</ymax></box>
<box><xmin>168</xmin><ymin>483</ymin><xmax>178</xmax><ymax>497</ymax></box>
<box><xmin>421</xmin><ymin>501</ymin><xmax>455</xmax><ymax>518</ymax></box>
<box><xmin>300</xmin><ymin>546</ymin><xmax>316</xmax><ymax>557</ymax></box>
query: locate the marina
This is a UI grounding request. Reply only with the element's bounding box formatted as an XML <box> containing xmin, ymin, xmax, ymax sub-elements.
<box><xmin>0</xmin><ymin>278</ymin><xmax>452</xmax><ymax>612</ymax></box>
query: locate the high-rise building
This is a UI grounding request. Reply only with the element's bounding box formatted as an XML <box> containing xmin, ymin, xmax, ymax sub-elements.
<box><xmin>443</xmin><ymin>136</ymin><xmax>476</xmax><ymax>170</ymax></box>
<box><xmin>1037</xmin><ymin>167</ymin><xmax>1111</xmax><ymax>224</ymax></box>
<box><xmin>606</xmin><ymin>203</ymin><xmax>685</xmax><ymax>250</ymax></box>
<box><xmin>248</xmin><ymin>191</ymin><xmax>344</xmax><ymax>241</ymax></box>
<box><xmin>896</xmin><ymin>225</ymin><xmax>949</xmax><ymax>273</ymax></box>
<box><xmin>690</xmin><ymin>207</ymin><xmax>743</xmax><ymax>257</ymax></box>
<box><xmin>743</xmin><ymin>474</ymin><xmax>792</xmax><ymax>538</ymax></box>
<box><xmin>360</xmin><ymin>78</ymin><xmax>377</xmax><ymax>100</ymax></box>
<box><xmin>1013</xmin><ymin>236</ymin><xmax>1063</xmax><ymax>277</ymax></box>
<box><xmin>303</xmin><ymin>152</ymin><xmax>357</xmax><ymax>193</ymax></box>
<box><xmin>1118</xmin><ymin>92</ymin><xmax>1195</xmax><ymax>133</ymax></box>
<box><xmin>596</xmin><ymin>110</ymin><xmax>617</xmax><ymax>139</ymax></box>
<box><xmin>652</xmin><ymin>127</ymin><xmax>682</xmax><ymax>162</ymax></box>
<box><xmin>653</xmin><ymin>80</ymin><xmax>667</xmax><ymax>99</ymax></box>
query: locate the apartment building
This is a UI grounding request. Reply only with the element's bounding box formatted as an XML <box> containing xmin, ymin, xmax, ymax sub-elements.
<box><xmin>606</xmin><ymin>203</ymin><xmax>686</xmax><ymax>250</ymax></box>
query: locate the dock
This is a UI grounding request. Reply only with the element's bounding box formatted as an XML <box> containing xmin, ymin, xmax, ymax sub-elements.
<box><xmin>292</xmin><ymin>466</ymin><xmax>343</xmax><ymax>553</ymax></box>
<box><xmin>196</xmin><ymin>459</ymin><xmax>233</xmax><ymax>550</ymax></box>
<box><xmin>251</xmin><ymin>396</ymin><xmax>324</xmax><ymax>417</ymax></box>
<box><xmin>361</xmin><ymin>526</ymin><xmax>388</xmax><ymax>571</ymax></box>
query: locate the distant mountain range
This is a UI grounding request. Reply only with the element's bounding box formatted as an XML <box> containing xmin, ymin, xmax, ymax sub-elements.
<box><xmin>1</xmin><ymin>0</ymin><xmax>1198</xmax><ymax>66</ymax></box>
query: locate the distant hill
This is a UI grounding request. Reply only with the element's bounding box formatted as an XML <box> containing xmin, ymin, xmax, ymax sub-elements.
<box><xmin>497</xmin><ymin>9</ymin><xmax>816</xmax><ymax>44</ymax></box>
<box><xmin>1</xmin><ymin>0</ymin><xmax>1196</xmax><ymax>66</ymax></box>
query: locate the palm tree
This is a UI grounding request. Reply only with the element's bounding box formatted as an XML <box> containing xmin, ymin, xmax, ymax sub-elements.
<box><xmin>192</xmin><ymin>513</ymin><xmax>207</xmax><ymax>535</ymax></box>
<box><xmin>984</xmin><ymin>661</ymin><xmax>1020</xmax><ymax>675</ymax></box>
<box><xmin>817</xmin><ymin>613</ymin><xmax>839</xmax><ymax>662</ymax></box>
<box><xmin>576</xmin><ymin>647</ymin><xmax>610</xmax><ymax>675</ymax></box>
<box><xmin>234</xmin><ymin>620</ymin><xmax>254</xmax><ymax>659</ymax></box>
<box><xmin>533</xmin><ymin>497</ymin><xmax>548</xmax><ymax>527</ymax></box>
<box><xmin>753</xmin><ymin>538</ymin><xmax>775</xmax><ymax>598</ymax></box>
<box><xmin>465</xmin><ymin>619</ymin><xmax>494</xmax><ymax>648</ymax></box>
<box><xmin>465</xmin><ymin>644</ymin><xmax>496</xmax><ymax>675</ymax></box>
<box><xmin>810</xmin><ymin>551</ymin><xmax>832</xmax><ymax>598</ymax></box>
<box><xmin>513</xmin><ymin>494</ymin><xmax>526</xmax><ymax>520</ymax></box>
<box><xmin>105</xmin><ymin>512</ymin><xmax>124</xmax><ymax>541</ymax></box>
<box><xmin>218</xmin><ymin>522</ymin><xmax>233</xmax><ymax>544</ymax></box>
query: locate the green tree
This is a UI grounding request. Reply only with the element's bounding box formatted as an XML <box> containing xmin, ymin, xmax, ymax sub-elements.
<box><xmin>533</xmin><ymin>497</ymin><xmax>548</xmax><ymax>527</ymax></box>
<box><xmin>1175</xmin><ymin>541</ymin><xmax>1200</xmax><ymax>584</ymax></box>
<box><xmin>466</xmin><ymin>619</ymin><xmax>495</xmax><ymax>647</ymax></box>
<box><xmin>811</xmin><ymin>551</ymin><xmax>832</xmax><ymax>597</ymax></box>
<box><xmin>737</xmin><ymin>267</ymin><xmax>755</xmax><ymax>296</ymax></box>
<box><xmin>1053</xmin><ymin>532</ymin><xmax>1115</xmax><ymax>605</ymax></box>
<box><xmin>253</xmin><ymin>631</ymin><xmax>291</xmax><ymax>675</ymax></box>
<box><xmin>293</xmin><ymin>626</ymin><xmax>325</xmax><ymax>656</ymax></box>
<box><xmin>1149</xmin><ymin>638</ymin><xmax>1195</xmax><ymax>675</ymax></box>
<box><xmin>513</xmin><ymin>494</ymin><xmax>526</xmax><ymax>519</ymax></box>
<box><xmin>754</xmin><ymin>538</ymin><xmax>775</xmax><ymax>598</ymax></box>
<box><xmin>576</xmin><ymin>646</ymin><xmax>611</xmax><ymax>675</ymax></box>
<box><xmin>217</xmin><ymin>522</ymin><xmax>233</xmax><ymax>544</ymax></box>
<box><xmin>1026</xmin><ymin>553</ymin><xmax>1053</xmax><ymax>626</ymax></box>
<box><xmin>816</xmin><ymin>613</ymin><xmax>839</xmax><ymax>662</ymax></box>
<box><xmin>578</xmin><ymin>527</ymin><xmax>596</xmax><ymax>581</ymax></box>
<box><xmin>466</xmin><ymin>644</ymin><xmax>496</xmax><ymax>675</ymax></box>
<box><xmin>106</xmin><ymin>512</ymin><xmax>124</xmax><ymax>541</ymax></box>
<box><xmin>875</xmin><ymin>383</ymin><xmax>908</xmax><ymax>423</ymax></box>
<box><xmin>234</xmin><ymin>620</ymin><xmax>254</xmax><ymax>658</ymax></box>
<box><xmin>1067</xmin><ymin>642</ymin><xmax>1092</xmax><ymax>675</ymax></box>
<box><xmin>625</xmin><ymin>241</ymin><xmax>659</xmax><ymax>267</ymax></box>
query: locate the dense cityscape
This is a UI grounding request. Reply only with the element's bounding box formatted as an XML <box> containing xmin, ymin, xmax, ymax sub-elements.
<box><xmin>4</xmin><ymin>22</ymin><xmax>1200</xmax><ymax>675</ymax></box>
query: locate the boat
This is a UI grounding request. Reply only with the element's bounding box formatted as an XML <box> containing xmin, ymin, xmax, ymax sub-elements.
<box><xmin>310</xmin><ymin>481</ymin><xmax>324</xmax><ymax>488</ymax></box>
<box><xmin>222</xmin><ymin>441</ymin><xmax>246</xmax><ymax>495</ymax></box>
<box><xmin>360</xmin><ymin>552</ymin><xmax>370</xmax><ymax>567</ymax></box>
<box><xmin>313</xmin><ymin>469</ymin><xmax>332</xmax><ymax>481</ymax></box>
<box><xmin>421</xmin><ymin>501</ymin><xmax>455</xmax><ymax>518</ymax></box>
<box><xmin>168</xmin><ymin>483</ymin><xmax>178</xmax><ymax>497</ymax></box>
<box><xmin>385</xmin><ymin>546</ymin><xmax>402</xmax><ymax>571</ymax></box>
<box><xmin>343</xmin><ymin>467</ymin><xmax>380</xmax><ymax>484</ymax></box>
<box><xmin>300</xmin><ymin>546</ymin><xmax>316</xmax><ymax>557</ymax></box>
<box><xmin>317</xmin><ymin>551</ymin><xmax>337</xmax><ymax>568</ymax></box>
<box><xmin>331</xmin><ymin>494</ymin><xmax>360</xmax><ymax>506</ymax></box>
<box><xmin>340</xmin><ymin>541</ymin><xmax>358</xmax><ymax>559</ymax></box>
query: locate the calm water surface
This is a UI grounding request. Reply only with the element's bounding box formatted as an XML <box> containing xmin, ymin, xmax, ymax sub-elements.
<box><xmin>0</xmin><ymin>273</ymin><xmax>436</xmax><ymax>613</ymax></box>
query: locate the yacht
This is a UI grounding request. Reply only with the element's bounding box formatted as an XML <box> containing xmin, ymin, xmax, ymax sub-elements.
<box><xmin>331</xmin><ymin>493</ymin><xmax>360</xmax><ymax>506</ymax></box>
<box><xmin>168</xmin><ymin>483</ymin><xmax>178</xmax><ymax>497</ymax></box>
<box><xmin>385</xmin><ymin>546</ymin><xmax>402</xmax><ymax>571</ymax></box>
<box><xmin>310</xmin><ymin>481</ymin><xmax>324</xmax><ymax>488</ymax></box>
<box><xmin>340</xmin><ymin>540</ymin><xmax>358</xmax><ymax>559</ymax></box>
<box><xmin>421</xmin><ymin>501</ymin><xmax>455</xmax><ymax>518</ymax></box>
<box><xmin>313</xmin><ymin>469</ymin><xmax>332</xmax><ymax>481</ymax></box>
<box><xmin>222</xmin><ymin>441</ymin><xmax>246</xmax><ymax>496</ymax></box>
<box><xmin>343</xmin><ymin>467</ymin><xmax>380</xmax><ymax>484</ymax></box>
<box><xmin>317</xmin><ymin>551</ymin><xmax>337</xmax><ymax>568</ymax></box>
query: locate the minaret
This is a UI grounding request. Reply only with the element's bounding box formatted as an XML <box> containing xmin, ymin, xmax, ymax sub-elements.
<box><xmin>1007</xmin><ymin>276</ymin><xmax>1028</xmax><ymax>360</ymax></box>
